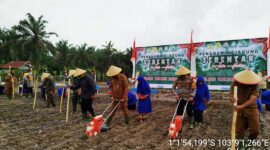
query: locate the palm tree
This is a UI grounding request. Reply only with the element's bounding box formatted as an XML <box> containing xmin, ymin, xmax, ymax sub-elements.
<box><xmin>70</xmin><ymin>43</ymin><xmax>96</xmax><ymax>69</ymax></box>
<box><xmin>53</xmin><ymin>40</ymin><xmax>72</xmax><ymax>71</ymax></box>
<box><xmin>102</xmin><ymin>41</ymin><xmax>117</xmax><ymax>65</ymax></box>
<box><xmin>0</xmin><ymin>28</ymin><xmax>21</xmax><ymax>62</ymax></box>
<box><xmin>13</xmin><ymin>13</ymin><xmax>57</xmax><ymax>65</ymax></box>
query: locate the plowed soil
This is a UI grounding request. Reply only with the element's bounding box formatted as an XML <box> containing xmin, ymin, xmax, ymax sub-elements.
<box><xmin>0</xmin><ymin>91</ymin><xmax>269</xmax><ymax>150</ymax></box>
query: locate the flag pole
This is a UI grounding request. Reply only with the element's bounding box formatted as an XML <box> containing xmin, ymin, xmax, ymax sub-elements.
<box><xmin>190</xmin><ymin>30</ymin><xmax>196</xmax><ymax>78</ymax></box>
<box><xmin>131</xmin><ymin>38</ymin><xmax>137</xmax><ymax>87</ymax></box>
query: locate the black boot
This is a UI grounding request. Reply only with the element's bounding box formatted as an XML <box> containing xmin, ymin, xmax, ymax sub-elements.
<box><xmin>247</xmin><ymin>134</ymin><xmax>258</xmax><ymax>150</ymax></box>
<box><xmin>188</xmin><ymin>117</ymin><xmax>194</xmax><ymax>129</ymax></box>
<box><xmin>124</xmin><ymin>116</ymin><xmax>129</xmax><ymax>127</ymax></box>
<box><xmin>91</xmin><ymin>111</ymin><xmax>97</xmax><ymax>117</ymax></box>
<box><xmin>82</xmin><ymin>113</ymin><xmax>89</xmax><ymax>120</ymax></box>
<box><xmin>237</xmin><ymin>140</ymin><xmax>245</xmax><ymax>150</ymax></box>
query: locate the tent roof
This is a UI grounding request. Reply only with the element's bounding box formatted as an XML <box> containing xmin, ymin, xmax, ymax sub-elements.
<box><xmin>0</xmin><ymin>61</ymin><xmax>31</xmax><ymax>69</ymax></box>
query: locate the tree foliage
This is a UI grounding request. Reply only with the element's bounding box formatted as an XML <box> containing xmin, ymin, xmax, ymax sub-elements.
<box><xmin>0</xmin><ymin>13</ymin><xmax>133</xmax><ymax>79</ymax></box>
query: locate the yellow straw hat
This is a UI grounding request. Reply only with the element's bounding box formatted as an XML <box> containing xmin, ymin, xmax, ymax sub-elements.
<box><xmin>175</xmin><ymin>66</ymin><xmax>191</xmax><ymax>76</ymax></box>
<box><xmin>73</xmin><ymin>68</ymin><xmax>86</xmax><ymax>77</ymax></box>
<box><xmin>234</xmin><ymin>69</ymin><xmax>261</xmax><ymax>85</ymax></box>
<box><xmin>23</xmin><ymin>72</ymin><xmax>30</xmax><ymax>77</ymax></box>
<box><xmin>68</xmin><ymin>69</ymin><xmax>76</xmax><ymax>77</ymax></box>
<box><xmin>41</xmin><ymin>73</ymin><xmax>50</xmax><ymax>80</ymax></box>
<box><xmin>106</xmin><ymin>65</ymin><xmax>122</xmax><ymax>77</ymax></box>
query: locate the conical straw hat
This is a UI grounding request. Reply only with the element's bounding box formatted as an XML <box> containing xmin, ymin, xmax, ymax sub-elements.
<box><xmin>234</xmin><ymin>69</ymin><xmax>261</xmax><ymax>85</ymax></box>
<box><xmin>175</xmin><ymin>66</ymin><xmax>191</xmax><ymax>76</ymax></box>
<box><xmin>23</xmin><ymin>72</ymin><xmax>30</xmax><ymax>77</ymax></box>
<box><xmin>73</xmin><ymin>68</ymin><xmax>86</xmax><ymax>77</ymax></box>
<box><xmin>68</xmin><ymin>69</ymin><xmax>76</xmax><ymax>77</ymax></box>
<box><xmin>106</xmin><ymin>65</ymin><xmax>122</xmax><ymax>77</ymax></box>
<box><xmin>41</xmin><ymin>73</ymin><xmax>50</xmax><ymax>80</ymax></box>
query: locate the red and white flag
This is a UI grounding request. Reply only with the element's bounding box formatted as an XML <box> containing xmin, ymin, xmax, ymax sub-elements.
<box><xmin>190</xmin><ymin>30</ymin><xmax>196</xmax><ymax>78</ymax></box>
<box><xmin>130</xmin><ymin>39</ymin><xmax>137</xmax><ymax>81</ymax></box>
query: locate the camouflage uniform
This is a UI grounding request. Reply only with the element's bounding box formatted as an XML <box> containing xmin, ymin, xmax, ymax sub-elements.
<box><xmin>172</xmin><ymin>76</ymin><xmax>196</xmax><ymax>128</ymax></box>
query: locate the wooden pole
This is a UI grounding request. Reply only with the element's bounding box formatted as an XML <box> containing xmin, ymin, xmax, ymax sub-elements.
<box><xmin>18</xmin><ymin>78</ymin><xmax>21</xmax><ymax>97</ymax></box>
<box><xmin>231</xmin><ymin>86</ymin><xmax>238</xmax><ymax>150</ymax></box>
<box><xmin>66</xmin><ymin>78</ymin><xmax>71</xmax><ymax>123</ymax></box>
<box><xmin>9</xmin><ymin>66</ymin><xmax>15</xmax><ymax>99</ymax></box>
<box><xmin>33</xmin><ymin>73</ymin><xmax>39</xmax><ymax>109</ymax></box>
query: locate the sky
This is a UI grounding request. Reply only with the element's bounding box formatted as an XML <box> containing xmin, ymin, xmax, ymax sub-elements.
<box><xmin>0</xmin><ymin>0</ymin><xmax>269</xmax><ymax>50</ymax></box>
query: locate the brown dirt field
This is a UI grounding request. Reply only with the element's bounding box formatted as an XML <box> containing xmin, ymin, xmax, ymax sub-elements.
<box><xmin>0</xmin><ymin>92</ymin><xmax>269</xmax><ymax>150</ymax></box>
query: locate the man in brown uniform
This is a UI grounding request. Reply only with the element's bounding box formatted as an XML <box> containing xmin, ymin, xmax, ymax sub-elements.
<box><xmin>102</xmin><ymin>65</ymin><xmax>129</xmax><ymax>131</ymax></box>
<box><xmin>230</xmin><ymin>69</ymin><xmax>261</xmax><ymax>147</ymax></box>
<box><xmin>42</xmin><ymin>73</ymin><xmax>56</xmax><ymax>108</ymax></box>
<box><xmin>5</xmin><ymin>72</ymin><xmax>17</xmax><ymax>99</ymax></box>
<box><xmin>172</xmin><ymin>66</ymin><xmax>196</xmax><ymax>129</ymax></box>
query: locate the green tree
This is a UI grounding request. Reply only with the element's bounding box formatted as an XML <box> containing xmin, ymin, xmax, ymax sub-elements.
<box><xmin>69</xmin><ymin>43</ymin><xmax>96</xmax><ymax>69</ymax></box>
<box><xmin>102</xmin><ymin>41</ymin><xmax>117</xmax><ymax>65</ymax></box>
<box><xmin>13</xmin><ymin>13</ymin><xmax>57</xmax><ymax>66</ymax></box>
<box><xmin>0</xmin><ymin>28</ymin><xmax>21</xmax><ymax>63</ymax></box>
<box><xmin>53</xmin><ymin>40</ymin><xmax>72</xmax><ymax>72</ymax></box>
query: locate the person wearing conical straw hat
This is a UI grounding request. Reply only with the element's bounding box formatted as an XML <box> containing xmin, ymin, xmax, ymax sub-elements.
<box><xmin>21</xmin><ymin>72</ymin><xmax>29</xmax><ymax>97</ymax></box>
<box><xmin>26</xmin><ymin>73</ymin><xmax>34</xmax><ymax>98</ymax></box>
<box><xmin>4</xmin><ymin>72</ymin><xmax>13</xmax><ymax>99</ymax></box>
<box><xmin>4</xmin><ymin>71</ymin><xmax>17</xmax><ymax>99</ymax></box>
<box><xmin>230</xmin><ymin>69</ymin><xmax>261</xmax><ymax>149</ymax></box>
<box><xmin>68</xmin><ymin>69</ymin><xmax>81</xmax><ymax>113</ymax></box>
<box><xmin>70</xmin><ymin>68</ymin><xmax>97</xmax><ymax>120</ymax></box>
<box><xmin>102</xmin><ymin>65</ymin><xmax>129</xmax><ymax>131</ymax></box>
<box><xmin>41</xmin><ymin>73</ymin><xmax>56</xmax><ymax>108</ymax></box>
<box><xmin>172</xmin><ymin>66</ymin><xmax>196</xmax><ymax>129</ymax></box>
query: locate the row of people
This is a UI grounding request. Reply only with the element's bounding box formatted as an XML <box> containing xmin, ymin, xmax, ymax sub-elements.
<box><xmin>5</xmin><ymin>65</ymin><xmax>268</xmax><ymax>149</ymax></box>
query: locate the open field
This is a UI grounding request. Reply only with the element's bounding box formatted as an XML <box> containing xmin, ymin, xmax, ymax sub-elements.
<box><xmin>0</xmin><ymin>90</ymin><xmax>269</xmax><ymax>150</ymax></box>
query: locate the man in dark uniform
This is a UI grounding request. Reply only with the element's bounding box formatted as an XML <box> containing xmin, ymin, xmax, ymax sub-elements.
<box><xmin>70</xmin><ymin>68</ymin><xmax>96</xmax><ymax>120</ymax></box>
<box><xmin>42</xmin><ymin>73</ymin><xmax>55</xmax><ymax>108</ymax></box>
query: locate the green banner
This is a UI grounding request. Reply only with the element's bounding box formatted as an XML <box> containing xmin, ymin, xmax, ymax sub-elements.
<box><xmin>136</xmin><ymin>38</ymin><xmax>267</xmax><ymax>89</ymax></box>
<box><xmin>136</xmin><ymin>44</ymin><xmax>190</xmax><ymax>88</ymax></box>
<box><xmin>196</xmin><ymin>38</ymin><xmax>267</xmax><ymax>87</ymax></box>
